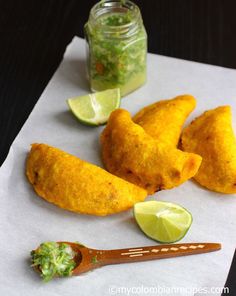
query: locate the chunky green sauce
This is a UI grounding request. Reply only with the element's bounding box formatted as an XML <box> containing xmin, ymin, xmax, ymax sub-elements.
<box><xmin>31</xmin><ymin>242</ymin><xmax>76</xmax><ymax>282</ymax></box>
<box><xmin>85</xmin><ymin>12</ymin><xmax>147</xmax><ymax>96</ymax></box>
<box><xmin>100</xmin><ymin>12</ymin><xmax>132</xmax><ymax>26</ymax></box>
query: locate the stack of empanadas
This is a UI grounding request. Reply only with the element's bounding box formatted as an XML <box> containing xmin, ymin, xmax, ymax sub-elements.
<box><xmin>101</xmin><ymin>95</ymin><xmax>202</xmax><ymax>194</ymax></box>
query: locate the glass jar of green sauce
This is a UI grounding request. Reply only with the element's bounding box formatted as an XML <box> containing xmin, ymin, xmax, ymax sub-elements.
<box><xmin>84</xmin><ymin>0</ymin><xmax>147</xmax><ymax>97</ymax></box>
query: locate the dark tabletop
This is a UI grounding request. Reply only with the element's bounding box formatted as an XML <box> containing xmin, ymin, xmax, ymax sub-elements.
<box><xmin>0</xmin><ymin>1</ymin><xmax>235</xmax><ymax>292</ymax></box>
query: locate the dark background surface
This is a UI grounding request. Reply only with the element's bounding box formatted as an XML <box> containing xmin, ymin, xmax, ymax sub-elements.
<box><xmin>0</xmin><ymin>1</ymin><xmax>235</xmax><ymax>292</ymax></box>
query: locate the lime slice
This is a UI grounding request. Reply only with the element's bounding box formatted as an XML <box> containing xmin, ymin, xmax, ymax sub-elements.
<box><xmin>134</xmin><ymin>201</ymin><xmax>192</xmax><ymax>243</ymax></box>
<box><xmin>67</xmin><ymin>88</ymin><xmax>121</xmax><ymax>126</ymax></box>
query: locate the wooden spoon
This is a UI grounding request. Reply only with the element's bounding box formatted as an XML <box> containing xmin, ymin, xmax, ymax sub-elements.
<box><xmin>61</xmin><ymin>242</ymin><xmax>221</xmax><ymax>276</ymax></box>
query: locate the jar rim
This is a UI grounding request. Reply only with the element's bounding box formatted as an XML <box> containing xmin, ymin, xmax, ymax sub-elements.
<box><xmin>88</xmin><ymin>0</ymin><xmax>142</xmax><ymax>36</ymax></box>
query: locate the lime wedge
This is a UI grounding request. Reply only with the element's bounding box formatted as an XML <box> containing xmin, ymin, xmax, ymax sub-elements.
<box><xmin>134</xmin><ymin>201</ymin><xmax>192</xmax><ymax>243</ymax></box>
<box><xmin>67</xmin><ymin>88</ymin><xmax>121</xmax><ymax>126</ymax></box>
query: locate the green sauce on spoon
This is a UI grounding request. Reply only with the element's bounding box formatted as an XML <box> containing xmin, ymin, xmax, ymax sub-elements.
<box><xmin>31</xmin><ymin>242</ymin><xmax>76</xmax><ymax>282</ymax></box>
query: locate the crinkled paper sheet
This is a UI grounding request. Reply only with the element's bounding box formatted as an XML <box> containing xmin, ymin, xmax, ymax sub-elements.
<box><xmin>0</xmin><ymin>37</ymin><xmax>236</xmax><ymax>296</ymax></box>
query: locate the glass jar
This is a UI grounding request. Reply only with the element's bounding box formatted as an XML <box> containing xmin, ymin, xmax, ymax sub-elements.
<box><xmin>84</xmin><ymin>0</ymin><xmax>147</xmax><ymax>97</ymax></box>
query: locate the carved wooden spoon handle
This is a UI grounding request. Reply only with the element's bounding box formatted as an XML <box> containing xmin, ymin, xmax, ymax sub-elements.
<box><xmin>99</xmin><ymin>243</ymin><xmax>221</xmax><ymax>266</ymax></box>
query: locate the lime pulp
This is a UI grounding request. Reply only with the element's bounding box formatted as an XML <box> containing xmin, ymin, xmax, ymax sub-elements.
<box><xmin>134</xmin><ymin>201</ymin><xmax>192</xmax><ymax>243</ymax></box>
<box><xmin>67</xmin><ymin>88</ymin><xmax>121</xmax><ymax>126</ymax></box>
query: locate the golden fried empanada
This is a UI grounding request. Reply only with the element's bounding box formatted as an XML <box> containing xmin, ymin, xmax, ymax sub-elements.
<box><xmin>26</xmin><ymin>144</ymin><xmax>147</xmax><ymax>216</ymax></box>
<box><xmin>181</xmin><ymin>106</ymin><xmax>236</xmax><ymax>193</ymax></box>
<box><xmin>133</xmin><ymin>95</ymin><xmax>196</xmax><ymax>146</ymax></box>
<box><xmin>101</xmin><ymin>109</ymin><xmax>202</xmax><ymax>194</ymax></box>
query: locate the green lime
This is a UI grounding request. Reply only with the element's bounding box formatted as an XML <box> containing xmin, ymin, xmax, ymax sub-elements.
<box><xmin>134</xmin><ymin>201</ymin><xmax>192</xmax><ymax>243</ymax></box>
<box><xmin>67</xmin><ymin>88</ymin><xmax>121</xmax><ymax>126</ymax></box>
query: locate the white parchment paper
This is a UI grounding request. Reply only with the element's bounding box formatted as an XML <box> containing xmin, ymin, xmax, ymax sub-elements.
<box><xmin>0</xmin><ymin>37</ymin><xmax>236</xmax><ymax>296</ymax></box>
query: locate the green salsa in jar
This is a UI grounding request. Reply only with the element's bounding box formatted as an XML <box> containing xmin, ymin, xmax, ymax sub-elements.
<box><xmin>84</xmin><ymin>0</ymin><xmax>147</xmax><ymax>97</ymax></box>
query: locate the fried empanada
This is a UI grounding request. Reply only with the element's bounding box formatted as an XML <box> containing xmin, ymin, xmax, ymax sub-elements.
<box><xmin>26</xmin><ymin>144</ymin><xmax>147</xmax><ymax>216</ymax></box>
<box><xmin>133</xmin><ymin>95</ymin><xmax>196</xmax><ymax>146</ymax></box>
<box><xmin>181</xmin><ymin>106</ymin><xmax>236</xmax><ymax>193</ymax></box>
<box><xmin>101</xmin><ymin>109</ymin><xmax>202</xmax><ymax>194</ymax></box>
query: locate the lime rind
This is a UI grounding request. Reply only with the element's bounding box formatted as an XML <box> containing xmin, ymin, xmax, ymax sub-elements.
<box><xmin>67</xmin><ymin>88</ymin><xmax>121</xmax><ymax>126</ymax></box>
<box><xmin>134</xmin><ymin>201</ymin><xmax>192</xmax><ymax>243</ymax></box>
